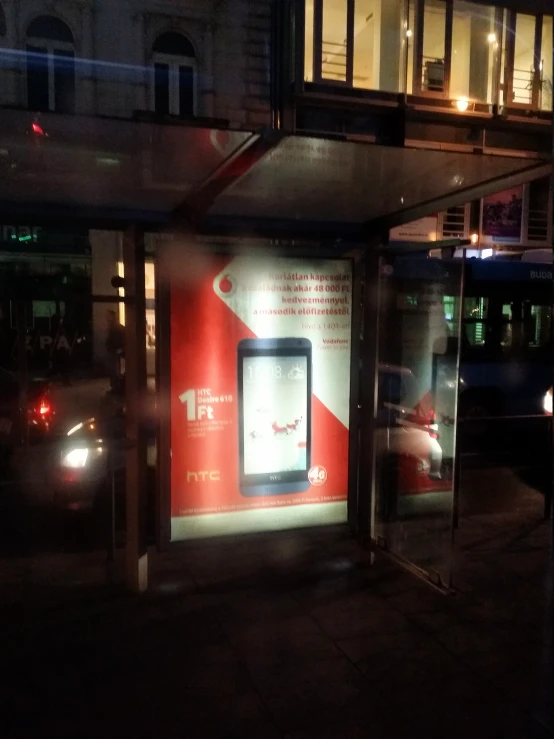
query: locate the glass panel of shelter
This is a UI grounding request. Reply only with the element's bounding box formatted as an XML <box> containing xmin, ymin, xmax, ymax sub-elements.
<box><xmin>370</xmin><ymin>244</ymin><xmax>463</xmax><ymax>588</ymax></box>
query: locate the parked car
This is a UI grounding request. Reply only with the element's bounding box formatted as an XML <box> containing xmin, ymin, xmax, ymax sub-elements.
<box><xmin>0</xmin><ymin>368</ymin><xmax>53</xmax><ymax>464</ymax></box>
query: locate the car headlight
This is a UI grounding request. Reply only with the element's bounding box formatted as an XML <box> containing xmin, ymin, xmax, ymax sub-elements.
<box><xmin>543</xmin><ymin>389</ymin><xmax>552</xmax><ymax>415</ymax></box>
<box><xmin>62</xmin><ymin>447</ymin><xmax>104</xmax><ymax>469</ymax></box>
<box><xmin>62</xmin><ymin>448</ymin><xmax>89</xmax><ymax>468</ymax></box>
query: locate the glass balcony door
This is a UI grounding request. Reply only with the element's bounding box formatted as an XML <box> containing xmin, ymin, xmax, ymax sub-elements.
<box><xmin>312</xmin><ymin>0</ymin><xmax>354</xmax><ymax>85</ymax></box>
<box><xmin>503</xmin><ymin>11</ymin><xmax>542</xmax><ymax>109</ymax></box>
<box><xmin>413</xmin><ymin>0</ymin><xmax>450</xmax><ymax>97</ymax></box>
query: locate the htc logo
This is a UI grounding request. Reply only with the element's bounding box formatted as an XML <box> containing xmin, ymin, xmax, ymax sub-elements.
<box><xmin>269</xmin><ymin>474</ymin><xmax>282</xmax><ymax>481</ymax></box>
<box><xmin>187</xmin><ymin>470</ymin><xmax>221</xmax><ymax>482</ymax></box>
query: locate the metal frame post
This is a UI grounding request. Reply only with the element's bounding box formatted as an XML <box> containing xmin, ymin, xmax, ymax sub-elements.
<box><xmin>356</xmin><ymin>248</ymin><xmax>382</xmax><ymax>545</ymax></box>
<box><xmin>155</xmin><ymin>244</ymin><xmax>172</xmax><ymax>550</ymax></box>
<box><xmin>15</xmin><ymin>300</ymin><xmax>29</xmax><ymax>447</ymax></box>
<box><xmin>123</xmin><ymin>224</ymin><xmax>148</xmax><ymax>593</ymax></box>
<box><xmin>347</xmin><ymin>253</ymin><xmax>363</xmax><ymax>533</ymax></box>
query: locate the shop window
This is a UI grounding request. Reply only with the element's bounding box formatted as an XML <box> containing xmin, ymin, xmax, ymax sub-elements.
<box><xmin>26</xmin><ymin>16</ymin><xmax>75</xmax><ymax>113</ymax></box>
<box><xmin>152</xmin><ymin>32</ymin><xmax>196</xmax><ymax>117</ymax></box>
<box><xmin>421</xmin><ymin>0</ymin><xmax>446</xmax><ymax>93</ymax></box>
<box><xmin>540</xmin><ymin>16</ymin><xmax>553</xmax><ymax>110</ymax></box>
<box><xmin>306</xmin><ymin>0</ymin><xmax>407</xmax><ymax>92</ymax></box>
<box><xmin>322</xmin><ymin>0</ymin><xmax>348</xmax><ymax>82</ymax></box>
<box><xmin>451</xmin><ymin>1</ymin><xmax>496</xmax><ymax>104</ymax></box>
<box><xmin>353</xmin><ymin>0</ymin><xmax>405</xmax><ymax>92</ymax></box>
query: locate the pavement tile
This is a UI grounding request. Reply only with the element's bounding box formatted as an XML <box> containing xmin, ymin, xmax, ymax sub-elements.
<box><xmin>433</xmin><ymin>621</ymin><xmax>526</xmax><ymax>656</ymax></box>
<box><xmin>336</xmin><ymin>625</ymin><xmax>438</xmax><ymax>663</ymax></box>
<box><xmin>309</xmin><ymin>595</ymin><xmax>408</xmax><ymax>640</ymax></box>
<box><xmin>259</xmin><ymin>676</ymin><xmax>367</xmax><ymax>732</ymax></box>
<box><xmin>357</xmin><ymin>641</ymin><xmax>470</xmax><ymax>688</ymax></box>
<box><xmin>384</xmin><ymin>585</ymin><xmax>458</xmax><ymax>615</ymax></box>
<box><xmin>229</xmin><ymin>618</ymin><xmax>342</xmax><ymax>668</ymax></box>
<box><xmin>216</xmin><ymin>592</ymin><xmax>303</xmax><ymax>629</ymax></box>
<box><xmin>249</xmin><ymin>655</ymin><xmax>364</xmax><ymax>686</ymax></box>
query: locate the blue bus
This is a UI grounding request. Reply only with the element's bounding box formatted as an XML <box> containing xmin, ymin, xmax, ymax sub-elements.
<box><xmin>388</xmin><ymin>256</ymin><xmax>552</xmax><ymax>429</ymax></box>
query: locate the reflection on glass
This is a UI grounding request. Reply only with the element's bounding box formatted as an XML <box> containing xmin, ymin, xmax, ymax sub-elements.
<box><xmin>540</xmin><ymin>16</ymin><xmax>553</xmax><ymax>110</ymax></box>
<box><xmin>422</xmin><ymin>0</ymin><xmax>446</xmax><ymax>93</ymax></box>
<box><xmin>322</xmin><ymin>0</ymin><xmax>348</xmax><ymax>81</ymax></box>
<box><xmin>305</xmin><ymin>0</ymin><xmax>314</xmax><ymax>81</ymax></box>
<box><xmin>373</xmin><ymin>257</ymin><xmax>462</xmax><ymax>588</ymax></box>
<box><xmin>512</xmin><ymin>13</ymin><xmax>537</xmax><ymax>106</ymax></box>
<box><xmin>451</xmin><ymin>1</ymin><xmax>496</xmax><ymax>104</ymax></box>
<box><xmin>464</xmin><ymin>297</ymin><xmax>488</xmax><ymax>346</ymax></box>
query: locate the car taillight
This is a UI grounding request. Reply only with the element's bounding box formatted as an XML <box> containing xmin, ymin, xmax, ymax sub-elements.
<box><xmin>39</xmin><ymin>400</ymin><xmax>51</xmax><ymax>415</ymax></box>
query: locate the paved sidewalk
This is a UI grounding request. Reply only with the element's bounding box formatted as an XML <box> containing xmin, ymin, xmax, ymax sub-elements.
<box><xmin>1</xmin><ymin>516</ymin><xmax>551</xmax><ymax>739</ymax></box>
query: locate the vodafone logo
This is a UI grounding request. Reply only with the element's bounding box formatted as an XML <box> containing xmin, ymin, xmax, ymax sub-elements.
<box><xmin>308</xmin><ymin>466</ymin><xmax>328</xmax><ymax>487</ymax></box>
<box><xmin>214</xmin><ymin>273</ymin><xmax>237</xmax><ymax>298</ymax></box>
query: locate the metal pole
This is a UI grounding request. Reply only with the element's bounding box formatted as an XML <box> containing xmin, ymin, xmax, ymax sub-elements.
<box><xmin>106</xmin><ymin>445</ymin><xmax>116</xmax><ymax>570</ymax></box>
<box><xmin>123</xmin><ymin>225</ymin><xmax>148</xmax><ymax>593</ymax></box>
<box><xmin>15</xmin><ymin>301</ymin><xmax>28</xmax><ymax>448</ymax></box>
<box><xmin>357</xmin><ymin>248</ymin><xmax>382</xmax><ymax>547</ymax></box>
<box><xmin>449</xmin><ymin>249</ymin><xmax>466</xmax><ymax>589</ymax></box>
<box><xmin>551</xmin><ymin>17</ymin><xmax>554</xmax><ymax>553</ymax></box>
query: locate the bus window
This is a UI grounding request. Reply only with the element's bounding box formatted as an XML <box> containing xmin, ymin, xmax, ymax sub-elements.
<box><xmin>501</xmin><ymin>302</ymin><xmax>525</xmax><ymax>349</ymax></box>
<box><xmin>463</xmin><ymin>297</ymin><xmax>488</xmax><ymax>346</ymax></box>
<box><xmin>524</xmin><ymin>303</ymin><xmax>552</xmax><ymax>348</ymax></box>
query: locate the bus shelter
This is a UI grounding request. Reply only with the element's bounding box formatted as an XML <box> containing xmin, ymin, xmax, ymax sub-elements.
<box><xmin>0</xmin><ymin>109</ymin><xmax>551</xmax><ymax>591</ymax></box>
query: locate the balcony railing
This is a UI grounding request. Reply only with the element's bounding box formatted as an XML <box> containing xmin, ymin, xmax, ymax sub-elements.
<box><xmin>321</xmin><ymin>39</ymin><xmax>347</xmax><ymax>81</ymax></box>
<box><xmin>526</xmin><ymin>209</ymin><xmax>549</xmax><ymax>242</ymax></box>
<box><xmin>441</xmin><ymin>205</ymin><xmax>468</xmax><ymax>239</ymax></box>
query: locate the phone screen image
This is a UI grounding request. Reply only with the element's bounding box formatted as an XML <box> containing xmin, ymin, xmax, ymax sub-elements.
<box><xmin>238</xmin><ymin>338</ymin><xmax>312</xmax><ymax>496</ymax></box>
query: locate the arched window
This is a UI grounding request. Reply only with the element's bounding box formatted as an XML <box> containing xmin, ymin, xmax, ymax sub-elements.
<box><xmin>26</xmin><ymin>15</ymin><xmax>75</xmax><ymax>113</ymax></box>
<box><xmin>152</xmin><ymin>32</ymin><xmax>196</xmax><ymax>117</ymax></box>
<box><xmin>0</xmin><ymin>3</ymin><xmax>6</xmax><ymax>37</ymax></box>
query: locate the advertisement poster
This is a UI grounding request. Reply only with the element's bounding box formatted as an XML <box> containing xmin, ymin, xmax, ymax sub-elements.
<box><xmin>481</xmin><ymin>186</ymin><xmax>523</xmax><ymax>243</ymax></box>
<box><xmin>389</xmin><ymin>215</ymin><xmax>439</xmax><ymax>243</ymax></box>
<box><xmin>170</xmin><ymin>256</ymin><xmax>352</xmax><ymax>539</ymax></box>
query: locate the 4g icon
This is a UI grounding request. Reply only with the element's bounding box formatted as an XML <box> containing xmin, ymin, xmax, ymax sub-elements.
<box><xmin>179</xmin><ymin>389</ymin><xmax>214</xmax><ymax>422</ymax></box>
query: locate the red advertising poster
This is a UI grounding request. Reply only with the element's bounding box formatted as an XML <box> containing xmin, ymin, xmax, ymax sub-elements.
<box><xmin>170</xmin><ymin>255</ymin><xmax>352</xmax><ymax>539</ymax></box>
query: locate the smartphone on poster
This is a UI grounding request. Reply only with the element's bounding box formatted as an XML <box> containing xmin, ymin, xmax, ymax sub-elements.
<box><xmin>237</xmin><ymin>338</ymin><xmax>312</xmax><ymax>496</ymax></box>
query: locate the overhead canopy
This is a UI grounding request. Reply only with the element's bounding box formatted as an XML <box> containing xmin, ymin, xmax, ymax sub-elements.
<box><xmin>0</xmin><ymin>109</ymin><xmax>550</xmax><ymax>238</ymax></box>
<box><xmin>202</xmin><ymin>135</ymin><xmax>551</xmax><ymax>237</ymax></box>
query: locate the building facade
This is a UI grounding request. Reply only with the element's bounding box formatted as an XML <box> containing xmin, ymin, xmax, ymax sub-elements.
<box><xmin>0</xmin><ymin>0</ymin><xmax>273</xmax><ymax>127</ymax></box>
